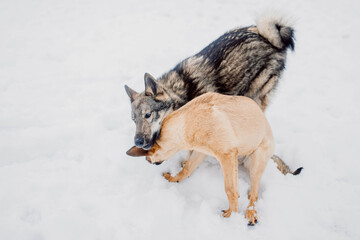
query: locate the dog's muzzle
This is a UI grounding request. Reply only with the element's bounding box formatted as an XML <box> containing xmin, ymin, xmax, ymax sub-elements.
<box><xmin>146</xmin><ymin>156</ymin><xmax>163</xmax><ymax>165</ymax></box>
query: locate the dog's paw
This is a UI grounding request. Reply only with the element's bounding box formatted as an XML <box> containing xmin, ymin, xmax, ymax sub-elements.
<box><xmin>245</xmin><ymin>208</ymin><xmax>258</xmax><ymax>225</ymax></box>
<box><xmin>221</xmin><ymin>209</ymin><xmax>232</xmax><ymax>218</ymax></box>
<box><xmin>162</xmin><ymin>172</ymin><xmax>178</xmax><ymax>182</ymax></box>
<box><xmin>180</xmin><ymin>160</ymin><xmax>187</xmax><ymax>168</ymax></box>
<box><xmin>247</xmin><ymin>218</ymin><xmax>258</xmax><ymax>226</ymax></box>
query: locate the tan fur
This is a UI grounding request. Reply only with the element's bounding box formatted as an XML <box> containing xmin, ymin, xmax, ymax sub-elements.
<box><xmin>270</xmin><ymin>154</ymin><xmax>303</xmax><ymax>175</ymax></box>
<box><xmin>146</xmin><ymin>92</ymin><xmax>274</xmax><ymax>224</ymax></box>
<box><xmin>247</xmin><ymin>27</ymin><xmax>259</xmax><ymax>34</ymax></box>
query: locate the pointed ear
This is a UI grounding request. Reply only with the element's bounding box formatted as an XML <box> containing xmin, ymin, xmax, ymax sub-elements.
<box><xmin>126</xmin><ymin>146</ymin><xmax>149</xmax><ymax>157</ymax></box>
<box><xmin>124</xmin><ymin>85</ymin><xmax>139</xmax><ymax>102</ymax></box>
<box><xmin>144</xmin><ymin>73</ymin><xmax>158</xmax><ymax>97</ymax></box>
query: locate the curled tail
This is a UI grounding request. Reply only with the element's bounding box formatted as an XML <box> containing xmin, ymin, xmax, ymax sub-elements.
<box><xmin>271</xmin><ymin>154</ymin><xmax>302</xmax><ymax>175</ymax></box>
<box><xmin>256</xmin><ymin>14</ymin><xmax>295</xmax><ymax>51</ymax></box>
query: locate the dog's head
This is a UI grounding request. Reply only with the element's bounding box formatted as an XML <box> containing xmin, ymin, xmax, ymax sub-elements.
<box><xmin>125</xmin><ymin>73</ymin><xmax>173</xmax><ymax>150</ymax></box>
<box><xmin>126</xmin><ymin>144</ymin><xmax>166</xmax><ymax>165</ymax></box>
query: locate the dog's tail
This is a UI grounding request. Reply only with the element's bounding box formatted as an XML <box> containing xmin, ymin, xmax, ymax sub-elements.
<box><xmin>271</xmin><ymin>154</ymin><xmax>302</xmax><ymax>175</ymax></box>
<box><xmin>256</xmin><ymin>13</ymin><xmax>295</xmax><ymax>51</ymax></box>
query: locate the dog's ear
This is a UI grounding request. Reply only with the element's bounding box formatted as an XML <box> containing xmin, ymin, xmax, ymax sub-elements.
<box><xmin>124</xmin><ymin>85</ymin><xmax>139</xmax><ymax>102</ymax></box>
<box><xmin>126</xmin><ymin>146</ymin><xmax>149</xmax><ymax>157</ymax></box>
<box><xmin>144</xmin><ymin>73</ymin><xmax>158</xmax><ymax>97</ymax></box>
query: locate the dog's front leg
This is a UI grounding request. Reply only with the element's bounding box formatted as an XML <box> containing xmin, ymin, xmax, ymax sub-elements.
<box><xmin>180</xmin><ymin>150</ymin><xmax>193</xmax><ymax>168</ymax></box>
<box><xmin>163</xmin><ymin>151</ymin><xmax>206</xmax><ymax>183</ymax></box>
<box><xmin>219</xmin><ymin>151</ymin><xmax>239</xmax><ymax>218</ymax></box>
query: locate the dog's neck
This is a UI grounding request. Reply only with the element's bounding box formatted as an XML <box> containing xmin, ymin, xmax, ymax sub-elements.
<box><xmin>158</xmin><ymin>72</ymin><xmax>188</xmax><ymax>110</ymax></box>
<box><xmin>156</xmin><ymin>109</ymin><xmax>186</xmax><ymax>152</ymax></box>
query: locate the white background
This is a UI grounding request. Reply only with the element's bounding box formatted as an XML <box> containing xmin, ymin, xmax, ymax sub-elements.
<box><xmin>1</xmin><ymin>0</ymin><xmax>359</xmax><ymax>239</ymax></box>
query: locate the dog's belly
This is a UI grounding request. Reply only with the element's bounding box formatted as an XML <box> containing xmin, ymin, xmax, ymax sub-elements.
<box><xmin>237</xmin><ymin>155</ymin><xmax>248</xmax><ymax>165</ymax></box>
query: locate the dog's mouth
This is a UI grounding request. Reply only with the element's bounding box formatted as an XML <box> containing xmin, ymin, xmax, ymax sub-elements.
<box><xmin>142</xmin><ymin>143</ymin><xmax>153</xmax><ymax>150</ymax></box>
<box><xmin>142</xmin><ymin>131</ymin><xmax>160</xmax><ymax>150</ymax></box>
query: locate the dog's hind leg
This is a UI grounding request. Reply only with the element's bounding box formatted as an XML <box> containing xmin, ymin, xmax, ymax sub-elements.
<box><xmin>163</xmin><ymin>151</ymin><xmax>206</xmax><ymax>183</ymax></box>
<box><xmin>244</xmin><ymin>141</ymin><xmax>272</xmax><ymax>225</ymax></box>
<box><xmin>258</xmin><ymin>75</ymin><xmax>279</xmax><ymax>111</ymax></box>
<box><xmin>218</xmin><ymin>151</ymin><xmax>239</xmax><ymax>218</ymax></box>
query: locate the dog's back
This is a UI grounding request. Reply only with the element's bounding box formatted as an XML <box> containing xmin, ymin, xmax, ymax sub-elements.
<box><xmin>167</xmin><ymin>92</ymin><xmax>274</xmax><ymax>158</ymax></box>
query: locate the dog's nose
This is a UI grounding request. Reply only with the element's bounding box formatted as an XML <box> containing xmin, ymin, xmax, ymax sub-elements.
<box><xmin>134</xmin><ymin>137</ymin><xmax>145</xmax><ymax>147</ymax></box>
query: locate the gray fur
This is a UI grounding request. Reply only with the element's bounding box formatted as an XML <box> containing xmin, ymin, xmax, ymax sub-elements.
<box><xmin>125</xmin><ymin>15</ymin><xmax>295</xmax><ymax>149</ymax></box>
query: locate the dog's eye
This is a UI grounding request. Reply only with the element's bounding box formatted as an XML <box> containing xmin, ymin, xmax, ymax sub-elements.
<box><xmin>144</xmin><ymin>112</ymin><xmax>152</xmax><ymax>119</ymax></box>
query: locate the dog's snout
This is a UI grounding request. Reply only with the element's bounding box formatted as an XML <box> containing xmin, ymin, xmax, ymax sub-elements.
<box><xmin>145</xmin><ymin>156</ymin><xmax>163</xmax><ymax>165</ymax></box>
<box><xmin>134</xmin><ymin>136</ymin><xmax>145</xmax><ymax>147</ymax></box>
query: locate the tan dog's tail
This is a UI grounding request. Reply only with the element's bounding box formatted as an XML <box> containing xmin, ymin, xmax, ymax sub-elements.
<box><xmin>271</xmin><ymin>154</ymin><xmax>303</xmax><ymax>175</ymax></box>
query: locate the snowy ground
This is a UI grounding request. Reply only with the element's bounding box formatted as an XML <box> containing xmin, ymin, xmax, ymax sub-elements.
<box><xmin>1</xmin><ymin>0</ymin><xmax>360</xmax><ymax>239</ymax></box>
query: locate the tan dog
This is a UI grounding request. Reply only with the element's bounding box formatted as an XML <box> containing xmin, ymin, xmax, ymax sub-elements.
<box><xmin>127</xmin><ymin>92</ymin><xmax>301</xmax><ymax>225</ymax></box>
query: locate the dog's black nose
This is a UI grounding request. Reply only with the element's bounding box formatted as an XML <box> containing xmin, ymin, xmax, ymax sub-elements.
<box><xmin>134</xmin><ymin>137</ymin><xmax>145</xmax><ymax>147</ymax></box>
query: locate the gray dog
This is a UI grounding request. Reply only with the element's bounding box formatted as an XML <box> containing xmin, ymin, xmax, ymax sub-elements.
<box><xmin>125</xmin><ymin>15</ymin><xmax>297</xmax><ymax>173</ymax></box>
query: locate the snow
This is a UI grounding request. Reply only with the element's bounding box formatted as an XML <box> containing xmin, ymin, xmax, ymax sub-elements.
<box><xmin>1</xmin><ymin>0</ymin><xmax>360</xmax><ymax>239</ymax></box>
